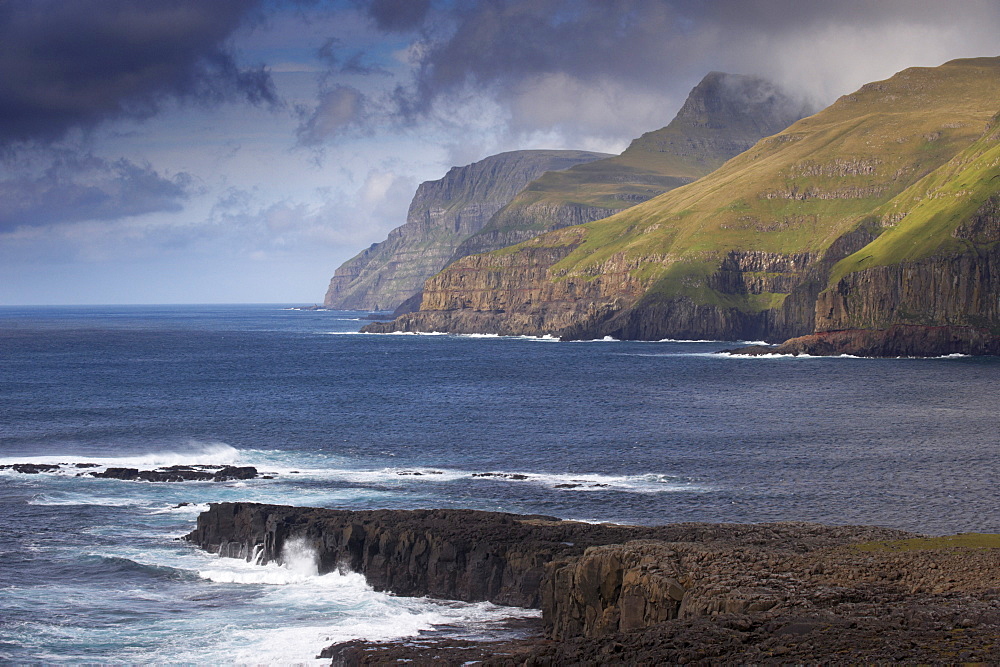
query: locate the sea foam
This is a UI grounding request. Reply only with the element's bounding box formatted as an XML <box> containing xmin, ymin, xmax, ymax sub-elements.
<box><xmin>0</xmin><ymin>440</ymin><xmax>241</xmax><ymax>470</ymax></box>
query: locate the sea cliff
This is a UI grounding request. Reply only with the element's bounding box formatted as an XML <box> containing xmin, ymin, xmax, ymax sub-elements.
<box><xmin>329</xmin><ymin>72</ymin><xmax>808</xmax><ymax>314</ymax></box>
<box><xmin>324</xmin><ymin>150</ymin><xmax>610</xmax><ymax>311</ymax></box>
<box><xmin>183</xmin><ymin>503</ymin><xmax>1000</xmax><ymax>663</ymax></box>
<box><xmin>365</xmin><ymin>58</ymin><xmax>1000</xmax><ymax>357</ymax></box>
<box><xmin>448</xmin><ymin>72</ymin><xmax>812</xmax><ymax>261</ymax></box>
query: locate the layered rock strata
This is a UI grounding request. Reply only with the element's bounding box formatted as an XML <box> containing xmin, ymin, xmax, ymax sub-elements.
<box><xmin>365</xmin><ymin>58</ymin><xmax>1000</xmax><ymax>356</ymax></box>
<box><xmin>190</xmin><ymin>503</ymin><xmax>871</xmax><ymax>607</ymax></box>
<box><xmin>448</xmin><ymin>72</ymin><xmax>812</xmax><ymax>262</ymax></box>
<box><xmin>324</xmin><ymin>150</ymin><xmax>610</xmax><ymax>311</ymax></box>
<box><xmin>182</xmin><ymin>503</ymin><xmax>1000</xmax><ymax>664</ymax></box>
<box><xmin>330</xmin><ymin>72</ymin><xmax>809</xmax><ymax>314</ymax></box>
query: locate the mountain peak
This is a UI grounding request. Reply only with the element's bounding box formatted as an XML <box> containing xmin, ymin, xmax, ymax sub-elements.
<box><xmin>676</xmin><ymin>72</ymin><xmax>809</xmax><ymax>128</ymax></box>
<box><xmin>624</xmin><ymin>72</ymin><xmax>813</xmax><ymax>160</ymax></box>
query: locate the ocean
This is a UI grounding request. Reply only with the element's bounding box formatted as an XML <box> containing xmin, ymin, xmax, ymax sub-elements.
<box><xmin>1</xmin><ymin>304</ymin><xmax>998</xmax><ymax>662</ymax></box>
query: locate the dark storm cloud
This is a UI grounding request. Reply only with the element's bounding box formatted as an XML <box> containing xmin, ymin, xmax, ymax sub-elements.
<box><xmin>364</xmin><ymin>0</ymin><xmax>431</xmax><ymax>32</ymax></box>
<box><xmin>409</xmin><ymin>0</ymin><xmax>680</xmax><ymax>104</ymax></box>
<box><xmin>0</xmin><ymin>152</ymin><xmax>196</xmax><ymax>231</ymax></box>
<box><xmin>295</xmin><ymin>0</ymin><xmax>1000</xmax><ymax>149</ymax></box>
<box><xmin>0</xmin><ymin>0</ymin><xmax>276</xmax><ymax>147</ymax></box>
<box><xmin>404</xmin><ymin>0</ymin><xmax>1000</xmax><ymax>114</ymax></box>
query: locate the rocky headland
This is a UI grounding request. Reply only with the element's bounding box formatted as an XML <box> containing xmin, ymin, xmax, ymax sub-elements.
<box><xmin>328</xmin><ymin>72</ymin><xmax>808</xmax><ymax>315</ymax></box>
<box><xmin>364</xmin><ymin>58</ymin><xmax>1000</xmax><ymax>358</ymax></box>
<box><xmin>186</xmin><ymin>503</ymin><xmax>1000</xmax><ymax>664</ymax></box>
<box><xmin>324</xmin><ymin>150</ymin><xmax>611</xmax><ymax>312</ymax></box>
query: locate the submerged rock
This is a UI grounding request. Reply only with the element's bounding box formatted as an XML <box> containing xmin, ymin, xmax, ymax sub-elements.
<box><xmin>92</xmin><ymin>467</ymin><xmax>141</xmax><ymax>480</ymax></box>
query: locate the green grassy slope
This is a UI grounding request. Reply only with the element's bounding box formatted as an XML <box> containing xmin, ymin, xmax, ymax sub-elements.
<box><xmin>464</xmin><ymin>72</ymin><xmax>812</xmax><ymax>239</ymax></box>
<box><xmin>831</xmin><ymin>111</ymin><xmax>1000</xmax><ymax>282</ymax></box>
<box><xmin>531</xmin><ymin>57</ymin><xmax>1000</xmax><ymax>307</ymax></box>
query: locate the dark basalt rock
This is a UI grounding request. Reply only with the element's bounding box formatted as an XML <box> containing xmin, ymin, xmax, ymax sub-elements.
<box><xmin>472</xmin><ymin>472</ymin><xmax>529</xmax><ymax>480</ymax></box>
<box><xmin>92</xmin><ymin>467</ymin><xmax>141</xmax><ymax>480</ymax></box>
<box><xmin>0</xmin><ymin>463</ymin><xmax>61</xmax><ymax>474</ymax></box>
<box><xmin>91</xmin><ymin>465</ymin><xmax>258</xmax><ymax>482</ymax></box>
<box><xmin>185</xmin><ymin>503</ymin><xmax>910</xmax><ymax>609</ymax></box>
<box><xmin>187</xmin><ymin>503</ymin><xmax>1000</xmax><ymax>664</ymax></box>
<box><xmin>212</xmin><ymin>466</ymin><xmax>258</xmax><ymax>481</ymax></box>
<box><xmin>2</xmin><ymin>462</ymin><xmax>262</xmax><ymax>482</ymax></box>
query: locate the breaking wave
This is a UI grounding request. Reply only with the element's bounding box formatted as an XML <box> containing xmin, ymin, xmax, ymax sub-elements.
<box><xmin>0</xmin><ymin>440</ymin><xmax>241</xmax><ymax>471</ymax></box>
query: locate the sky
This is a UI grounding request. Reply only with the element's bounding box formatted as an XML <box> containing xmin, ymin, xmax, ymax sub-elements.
<box><xmin>2</xmin><ymin>0</ymin><xmax>1000</xmax><ymax>305</ymax></box>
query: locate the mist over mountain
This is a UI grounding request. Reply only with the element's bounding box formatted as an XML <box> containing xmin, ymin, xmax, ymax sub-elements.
<box><xmin>450</xmin><ymin>72</ymin><xmax>813</xmax><ymax>263</ymax></box>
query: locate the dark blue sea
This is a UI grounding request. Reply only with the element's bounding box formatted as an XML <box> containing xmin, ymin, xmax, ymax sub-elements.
<box><xmin>2</xmin><ymin>304</ymin><xmax>999</xmax><ymax>662</ymax></box>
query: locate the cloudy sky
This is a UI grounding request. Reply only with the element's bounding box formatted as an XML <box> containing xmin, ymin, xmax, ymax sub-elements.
<box><xmin>2</xmin><ymin>0</ymin><xmax>999</xmax><ymax>305</ymax></box>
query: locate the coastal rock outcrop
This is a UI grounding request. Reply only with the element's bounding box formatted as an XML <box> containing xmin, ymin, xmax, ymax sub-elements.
<box><xmin>188</xmin><ymin>503</ymin><xmax>1000</xmax><ymax>663</ymax></box>
<box><xmin>92</xmin><ymin>465</ymin><xmax>259</xmax><ymax>482</ymax></box>
<box><xmin>730</xmin><ymin>324</ymin><xmax>1000</xmax><ymax>357</ymax></box>
<box><xmin>0</xmin><ymin>463</ymin><xmax>61</xmax><ymax>474</ymax></box>
<box><xmin>185</xmin><ymin>503</ymin><xmax>907</xmax><ymax>609</ymax></box>
<box><xmin>0</xmin><ymin>463</ymin><xmax>263</xmax><ymax>481</ymax></box>
<box><xmin>187</xmin><ymin>503</ymin><xmax>696</xmax><ymax>606</ymax></box>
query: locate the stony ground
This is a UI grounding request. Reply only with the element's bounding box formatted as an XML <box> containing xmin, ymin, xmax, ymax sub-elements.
<box><xmin>322</xmin><ymin>533</ymin><xmax>1000</xmax><ymax>665</ymax></box>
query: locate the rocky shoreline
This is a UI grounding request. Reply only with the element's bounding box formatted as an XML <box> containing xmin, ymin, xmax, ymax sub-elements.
<box><xmin>0</xmin><ymin>462</ymin><xmax>264</xmax><ymax>482</ymax></box>
<box><xmin>185</xmin><ymin>503</ymin><xmax>1000</xmax><ymax>664</ymax></box>
<box><xmin>722</xmin><ymin>324</ymin><xmax>1000</xmax><ymax>358</ymax></box>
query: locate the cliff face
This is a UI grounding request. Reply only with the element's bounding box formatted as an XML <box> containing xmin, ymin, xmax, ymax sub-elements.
<box><xmin>366</xmin><ymin>58</ymin><xmax>1000</xmax><ymax>354</ymax></box>
<box><xmin>364</xmin><ymin>227</ymin><xmax>646</xmax><ymax>335</ymax></box>
<box><xmin>186</xmin><ymin>503</ymin><xmax>911</xmax><ymax>617</ymax></box>
<box><xmin>755</xmin><ymin>115</ymin><xmax>1000</xmax><ymax>355</ymax></box>
<box><xmin>191</xmin><ymin>502</ymin><xmax>1000</xmax><ymax>665</ymax></box>
<box><xmin>362</xmin><ymin>242</ymin><xmax>858</xmax><ymax>340</ymax></box>
<box><xmin>186</xmin><ymin>502</ymin><xmax>701</xmax><ymax>607</ymax></box>
<box><xmin>449</xmin><ymin>72</ymin><xmax>812</xmax><ymax>262</ymax></box>
<box><xmin>323</xmin><ymin>150</ymin><xmax>609</xmax><ymax>311</ymax></box>
<box><xmin>330</xmin><ymin>73</ymin><xmax>807</xmax><ymax>313</ymax></box>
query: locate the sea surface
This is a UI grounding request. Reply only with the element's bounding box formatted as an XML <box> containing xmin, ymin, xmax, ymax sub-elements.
<box><xmin>2</xmin><ymin>304</ymin><xmax>999</xmax><ymax>662</ymax></box>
